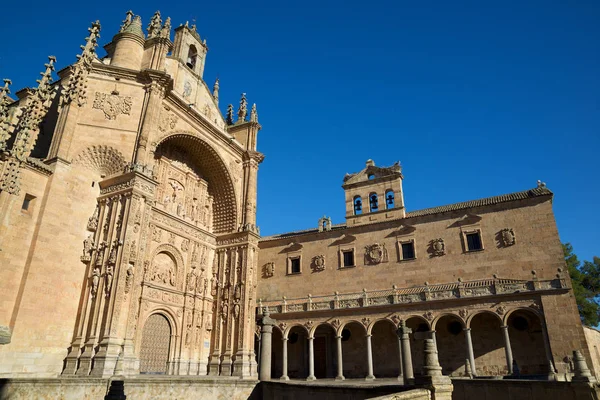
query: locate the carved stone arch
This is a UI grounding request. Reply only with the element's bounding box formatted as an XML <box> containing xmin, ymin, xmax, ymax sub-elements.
<box><xmin>367</xmin><ymin>318</ymin><xmax>396</xmax><ymax>335</ymax></box>
<box><xmin>284</xmin><ymin>323</ymin><xmax>309</xmax><ymax>339</ymax></box>
<box><xmin>73</xmin><ymin>145</ymin><xmax>127</xmax><ymax>178</ymax></box>
<box><xmin>502</xmin><ymin>306</ymin><xmax>544</xmax><ymax>326</ymax></box>
<box><xmin>152</xmin><ymin>132</ymin><xmax>238</xmax><ymax>234</ymax></box>
<box><xmin>466</xmin><ymin>310</ymin><xmax>503</xmax><ymax>328</ymax></box>
<box><xmin>148</xmin><ymin>243</ymin><xmax>186</xmax><ymax>291</ymax></box>
<box><xmin>340</xmin><ymin>319</ymin><xmax>368</xmax><ymax>335</ymax></box>
<box><xmin>432</xmin><ymin>313</ymin><xmax>463</xmax><ymax>331</ymax></box>
<box><xmin>404</xmin><ymin>314</ymin><xmax>431</xmax><ymax>328</ymax></box>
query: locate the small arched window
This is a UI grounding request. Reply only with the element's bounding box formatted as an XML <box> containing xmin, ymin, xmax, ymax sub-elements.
<box><xmin>385</xmin><ymin>190</ymin><xmax>395</xmax><ymax>209</ymax></box>
<box><xmin>186</xmin><ymin>45</ymin><xmax>198</xmax><ymax>69</ymax></box>
<box><xmin>353</xmin><ymin>196</ymin><xmax>363</xmax><ymax>215</ymax></box>
<box><xmin>369</xmin><ymin>193</ymin><xmax>379</xmax><ymax>212</ymax></box>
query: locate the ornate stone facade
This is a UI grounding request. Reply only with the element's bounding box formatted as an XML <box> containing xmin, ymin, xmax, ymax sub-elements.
<box><xmin>0</xmin><ymin>11</ymin><xmax>262</xmax><ymax>379</ymax></box>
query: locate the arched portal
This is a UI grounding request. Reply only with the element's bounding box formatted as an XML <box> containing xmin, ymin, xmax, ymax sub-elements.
<box><xmin>470</xmin><ymin>312</ymin><xmax>506</xmax><ymax>376</ymax></box>
<box><xmin>341</xmin><ymin>322</ymin><xmax>368</xmax><ymax>378</ymax></box>
<box><xmin>508</xmin><ymin>309</ymin><xmax>547</xmax><ymax>375</ymax></box>
<box><xmin>140</xmin><ymin>313</ymin><xmax>172</xmax><ymax>374</ymax></box>
<box><xmin>435</xmin><ymin>314</ymin><xmax>467</xmax><ymax>376</ymax></box>
<box><xmin>153</xmin><ymin>134</ymin><xmax>237</xmax><ymax>234</ymax></box>
<box><xmin>271</xmin><ymin>327</ymin><xmax>283</xmax><ymax>379</ymax></box>
<box><xmin>313</xmin><ymin>323</ymin><xmax>337</xmax><ymax>379</ymax></box>
<box><xmin>372</xmin><ymin>319</ymin><xmax>400</xmax><ymax>378</ymax></box>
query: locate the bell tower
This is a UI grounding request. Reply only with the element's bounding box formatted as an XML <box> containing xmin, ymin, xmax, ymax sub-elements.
<box><xmin>172</xmin><ymin>22</ymin><xmax>208</xmax><ymax>78</ymax></box>
<box><xmin>342</xmin><ymin>160</ymin><xmax>405</xmax><ymax>226</ymax></box>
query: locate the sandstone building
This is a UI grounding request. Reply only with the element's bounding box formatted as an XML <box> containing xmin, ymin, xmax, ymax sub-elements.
<box><xmin>0</xmin><ymin>9</ymin><xmax>596</xmax><ymax>397</ymax></box>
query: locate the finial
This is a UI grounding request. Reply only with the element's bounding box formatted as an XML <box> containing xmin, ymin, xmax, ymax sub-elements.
<box><xmin>160</xmin><ymin>17</ymin><xmax>171</xmax><ymax>39</ymax></box>
<box><xmin>237</xmin><ymin>93</ymin><xmax>247</xmax><ymax>122</ymax></box>
<box><xmin>250</xmin><ymin>103</ymin><xmax>258</xmax><ymax>122</ymax></box>
<box><xmin>121</xmin><ymin>15</ymin><xmax>144</xmax><ymax>39</ymax></box>
<box><xmin>212</xmin><ymin>78</ymin><xmax>219</xmax><ymax>105</ymax></box>
<box><xmin>147</xmin><ymin>11</ymin><xmax>162</xmax><ymax>38</ymax></box>
<box><xmin>120</xmin><ymin>10</ymin><xmax>134</xmax><ymax>32</ymax></box>
<box><xmin>76</xmin><ymin>21</ymin><xmax>101</xmax><ymax>66</ymax></box>
<box><xmin>226</xmin><ymin>104</ymin><xmax>234</xmax><ymax>125</ymax></box>
<box><xmin>0</xmin><ymin>79</ymin><xmax>11</xmax><ymax>101</ymax></box>
<box><xmin>537</xmin><ymin>180</ymin><xmax>546</xmax><ymax>188</ymax></box>
<box><xmin>37</xmin><ymin>56</ymin><xmax>56</xmax><ymax>90</ymax></box>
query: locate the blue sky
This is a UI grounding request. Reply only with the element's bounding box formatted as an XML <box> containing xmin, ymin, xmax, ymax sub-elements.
<box><xmin>0</xmin><ymin>1</ymin><xmax>598</xmax><ymax>261</ymax></box>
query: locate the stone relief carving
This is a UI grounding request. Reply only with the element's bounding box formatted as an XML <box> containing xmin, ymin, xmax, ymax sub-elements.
<box><xmin>158</xmin><ymin>106</ymin><xmax>178</xmax><ymax>132</ymax></box>
<box><xmin>263</xmin><ymin>262</ymin><xmax>274</xmax><ymax>278</ymax></box>
<box><xmin>181</xmin><ymin>239</ymin><xmax>189</xmax><ymax>253</ymax></box>
<box><xmin>92</xmin><ymin>91</ymin><xmax>132</xmax><ymax>120</ymax></box>
<box><xmin>311</xmin><ymin>255</ymin><xmax>326</xmax><ymax>272</ymax></box>
<box><xmin>81</xmin><ymin>235</ymin><xmax>95</xmax><ymax>263</ymax></box>
<box><xmin>124</xmin><ymin>264</ymin><xmax>134</xmax><ymax>294</ymax></box>
<box><xmin>150</xmin><ymin>252</ymin><xmax>176</xmax><ymax>286</ymax></box>
<box><xmin>361</xmin><ymin>317</ymin><xmax>371</xmax><ymax>327</ymax></box>
<box><xmin>74</xmin><ymin>145</ymin><xmax>126</xmax><ymax>178</ymax></box>
<box><xmin>105</xmin><ymin>265</ymin><xmax>114</xmax><ymax>298</ymax></box>
<box><xmin>87</xmin><ymin>206</ymin><xmax>99</xmax><ymax>232</ymax></box>
<box><xmin>500</xmin><ymin>228</ymin><xmax>516</xmax><ymax>247</ymax></box>
<box><xmin>430</xmin><ymin>238</ymin><xmax>446</xmax><ymax>257</ymax></box>
<box><xmin>423</xmin><ymin>311</ymin><xmax>434</xmax><ymax>321</ymax></box>
<box><xmin>151</xmin><ymin>226</ymin><xmax>162</xmax><ymax>242</ymax></box>
<box><xmin>459</xmin><ymin>309</ymin><xmax>469</xmax><ymax>319</ymax></box>
<box><xmin>496</xmin><ymin>305</ymin><xmax>506</xmax><ymax>315</ymax></box>
<box><xmin>364</xmin><ymin>243</ymin><xmax>388</xmax><ymax>265</ymax></box>
<box><xmin>304</xmin><ymin>320</ymin><xmax>314</xmax><ymax>330</ymax></box>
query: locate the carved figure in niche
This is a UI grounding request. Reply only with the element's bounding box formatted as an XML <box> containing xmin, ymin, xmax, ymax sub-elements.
<box><xmin>181</xmin><ymin>239</ymin><xmax>189</xmax><ymax>253</ymax></box>
<box><xmin>151</xmin><ymin>252</ymin><xmax>176</xmax><ymax>287</ymax></box>
<box><xmin>233</xmin><ymin>303</ymin><xmax>240</xmax><ymax>319</ymax></box>
<box><xmin>365</xmin><ymin>243</ymin><xmax>388</xmax><ymax>264</ymax></box>
<box><xmin>431</xmin><ymin>238</ymin><xmax>446</xmax><ymax>257</ymax></box>
<box><xmin>108</xmin><ymin>241</ymin><xmax>118</xmax><ymax>265</ymax></box>
<box><xmin>81</xmin><ymin>235</ymin><xmax>95</xmax><ymax>262</ymax></box>
<box><xmin>87</xmin><ymin>206</ymin><xmax>99</xmax><ymax>232</ymax></box>
<box><xmin>185</xmin><ymin>322</ymin><xmax>192</xmax><ymax>346</ymax></box>
<box><xmin>91</xmin><ymin>267</ymin><xmax>101</xmax><ymax>298</ymax></box>
<box><xmin>186</xmin><ymin>266</ymin><xmax>198</xmax><ymax>292</ymax></box>
<box><xmin>168</xmin><ymin>233</ymin><xmax>176</xmax><ymax>245</ymax></box>
<box><xmin>129</xmin><ymin>240</ymin><xmax>137</xmax><ymax>261</ymax></box>
<box><xmin>500</xmin><ymin>228</ymin><xmax>516</xmax><ymax>247</ymax></box>
<box><xmin>221</xmin><ymin>304</ymin><xmax>228</xmax><ymax>319</ymax></box>
<box><xmin>206</xmin><ymin>314</ymin><xmax>213</xmax><ymax>331</ymax></box>
<box><xmin>263</xmin><ymin>262</ymin><xmax>275</xmax><ymax>278</ymax></box>
<box><xmin>151</xmin><ymin>226</ymin><xmax>162</xmax><ymax>242</ymax></box>
<box><xmin>234</xmin><ymin>282</ymin><xmax>242</xmax><ymax>301</ymax></box>
<box><xmin>105</xmin><ymin>265</ymin><xmax>114</xmax><ymax>297</ymax></box>
<box><xmin>125</xmin><ymin>264</ymin><xmax>134</xmax><ymax>294</ymax></box>
<box><xmin>312</xmin><ymin>255</ymin><xmax>326</xmax><ymax>272</ymax></box>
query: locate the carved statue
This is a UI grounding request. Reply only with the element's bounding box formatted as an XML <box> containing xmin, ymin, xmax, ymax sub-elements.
<box><xmin>105</xmin><ymin>265</ymin><xmax>114</xmax><ymax>297</ymax></box>
<box><xmin>124</xmin><ymin>264</ymin><xmax>134</xmax><ymax>294</ymax></box>
<box><xmin>185</xmin><ymin>322</ymin><xmax>192</xmax><ymax>346</ymax></box>
<box><xmin>81</xmin><ymin>235</ymin><xmax>95</xmax><ymax>262</ymax></box>
<box><xmin>91</xmin><ymin>267</ymin><xmax>101</xmax><ymax>298</ymax></box>
<box><xmin>186</xmin><ymin>267</ymin><xmax>198</xmax><ymax>292</ymax></box>
<box><xmin>87</xmin><ymin>206</ymin><xmax>99</xmax><ymax>232</ymax></box>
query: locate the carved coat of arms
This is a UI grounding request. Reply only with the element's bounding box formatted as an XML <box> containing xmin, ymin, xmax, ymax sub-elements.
<box><xmin>365</xmin><ymin>243</ymin><xmax>388</xmax><ymax>264</ymax></box>
<box><xmin>500</xmin><ymin>228</ymin><xmax>516</xmax><ymax>247</ymax></box>
<box><xmin>312</xmin><ymin>255</ymin><xmax>326</xmax><ymax>272</ymax></box>
<box><xmin>431</xmin><ymin>238</ymin><xmax>446</xmax><ymax>256</ymax></box>
<box><xmin>92</xmin><ymin>92</ymin><xmax>132</xmax><ymax>120</ymax></box>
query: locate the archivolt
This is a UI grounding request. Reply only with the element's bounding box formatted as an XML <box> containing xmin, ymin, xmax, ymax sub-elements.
<box><xmin>73</xmin><ymin>145</ymin><xmax>127</xmax><ymax>178</ymax></box>
<box><xmin>153</xmin><ymin>133</ymin><xmax>238</xmax><ymax>234</ymax></box>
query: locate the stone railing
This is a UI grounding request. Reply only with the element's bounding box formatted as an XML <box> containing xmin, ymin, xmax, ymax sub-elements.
<box><xmin>257</xmin><ymin>277</ymin><xmax>567</xmax><ymax>314</ymax></box>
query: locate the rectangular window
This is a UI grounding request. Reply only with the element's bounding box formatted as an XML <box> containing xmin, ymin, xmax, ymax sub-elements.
<box><xmin>21</xmin><ymin>194</ymin><xmax>35</xmax><ymax>212</ymax></box>
<box><xmin>342</xmin><ymin>250</ymin><xmax>354</xmax><ymax>267</ymax></box>
<box><xmin>401</xmin><ymin>242</ymin><xmax>415</xmax><ymax>260</ymax></box>
<box><xmin>290</xmin><ymin>257</ymin><xmax>301</xmax><ymax>274</ymax></box>
<box><xmin>466</xmin><ymin>232</ymin><xmax>483</xmax><ymax>251</ymax></box>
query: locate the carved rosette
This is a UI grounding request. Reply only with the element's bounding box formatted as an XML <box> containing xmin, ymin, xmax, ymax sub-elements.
<box><xmin>500</xmin><ymin>228</ymin><xmax>516</xmax><ymax>247</ymax></box>
<box><xmin>431</xmin><ymin>238</ymin><xmax>446</xmax><ymax>256</ymax></box>
<box><xmin>365</xmin><ymin>243</ymin><xmax>388</xmax><ymax>265</ymax></box>
<box><xmin>312</xmin><ymin>255</ymin><xmax>326</xmax><ymax>272</ymax></box>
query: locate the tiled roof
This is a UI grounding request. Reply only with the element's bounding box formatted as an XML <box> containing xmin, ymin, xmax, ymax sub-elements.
<box><xmin>259</xmin><ymin>187</ymin><xmax>553</xmax><ymax>242</ymax></box>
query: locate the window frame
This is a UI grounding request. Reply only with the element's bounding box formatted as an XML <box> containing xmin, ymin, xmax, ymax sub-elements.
<box><xmin>369</xmin><ymin>192</ymin><xmax>379</xmax><ymax>213</ymax></box>
<box><xmin>286</xmin><ymin>254</ymin><xmax>302</xmax><ymax>275</ymax></box>
<box><xmin>462</xmin><ymin>229</ymin><xmax>484</xmax><ymax>253</ymax></box>
<box><xmin>21</xmin><ymin>193</ymin><xmax>36</xmax><ymax>215</ymax></box>
<box><xmin>399</xmin><ymin>239</ymin><xmax>417</xmax><ymax>261</ymax></box>
<box><xmin>339</xmin><ymin>247</ymin><xmax>356</xmax><ymax>269</ymax></box>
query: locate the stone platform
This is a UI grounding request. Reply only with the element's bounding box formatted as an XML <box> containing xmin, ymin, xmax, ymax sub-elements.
<box><xmin>0</xmin><ymin>376</ymin><xmax>259</xmax><ymax>400</ymax></box>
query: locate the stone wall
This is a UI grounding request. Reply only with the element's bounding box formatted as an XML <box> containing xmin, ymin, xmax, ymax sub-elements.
<box><xmin>451</xmin><ymin>378</ymin><xmax>600</xmax><ymax>400</ymax></box>
<box><xmin>0</xmin><ymin>377</ymin><xmax>258</xmax><ymax>400</ymax></box>
<box><xmin>260</xmin><ymin>381</ymin><xmax>429</xmax><ymax>400</ymax></box>
<box><xmin>584</xmin><ymin>326</ymin><xmax>600</xmax><ymax>380</ymax></box>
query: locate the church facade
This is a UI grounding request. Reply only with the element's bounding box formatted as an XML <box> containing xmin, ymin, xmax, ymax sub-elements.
<box><xmin>0</xmin><ymin>11</ymin><xmax>262</xmax><ymax>378</ymax></box>
<box><xmin>0</xmin><ymin>9</ymin><xmax>594</xmax><ymax>389</ymax></box>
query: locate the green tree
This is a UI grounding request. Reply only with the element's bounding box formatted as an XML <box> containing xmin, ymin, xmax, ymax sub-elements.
<box><xmin>563</xmin><ymin>243</ymin><xmax>600</xmax><ymax>326</ymax></box>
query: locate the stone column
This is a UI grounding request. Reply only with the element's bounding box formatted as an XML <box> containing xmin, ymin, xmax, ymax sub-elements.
<box><xmin>336</xmin><ymin>335</ymin><xmax>345</xmax><ymax>380</ymax></box>
<box><xmin>398</xmin><ymin>321</ymin><xmax>414</xmax><ymax>383</ymax></box>
<box><xmin>464</xmin><ymin>328</ymin><xmax>476</xmax><ymax>377</ymax></box>
<box><xmin>281</xmin><ymin>337</ymin><xmax>289</xmax><ymax>381</ymax></box>
<box><xmin>397</xmin><ymin>334</ymin><xmax>403</xmax><ymax>382</ymax></box>
<box><xmin>420</xmin><ymin>338</ymin><xmax>454</xmax><ymax>400</ymax></box>
<box><xmin>259</xmin><ymin>311</ymin><xmax>276</xmax><ymax>381</ymax></box>
<box><xmin>572</xmin><ymin>350</ymin><xmax>596</xmax><ymax>382</ymax></box>
<box><xmin>307</xmin><ymin>336</ymin><xmax>316</xmax><ymax>381</ymax></box>
<box><xmin>501</xmin><ymin>325</ymin><xmax>513</xmax><ymax>375</ymax></box>
<box><xmin>366</xmin><ymin>334</ymin><xmax>375</xmax><ymax>380</ymax></box>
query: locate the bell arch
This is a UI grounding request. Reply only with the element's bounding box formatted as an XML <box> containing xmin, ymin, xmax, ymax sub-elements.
<box><xmin>152</xmin><ymin>133</ymin><xmax>238</xmax><ymax>234</ymax></box>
